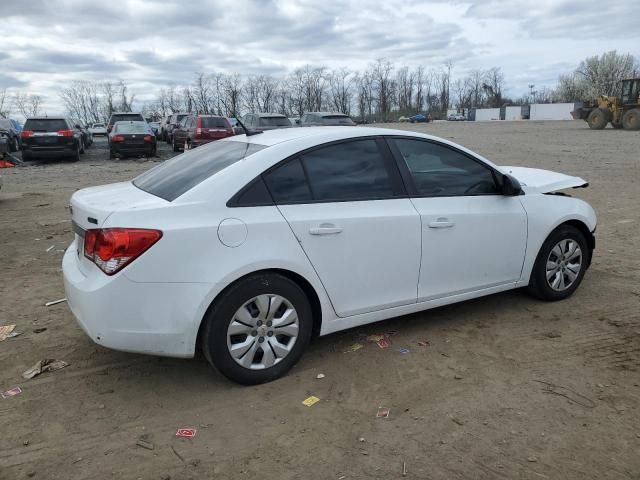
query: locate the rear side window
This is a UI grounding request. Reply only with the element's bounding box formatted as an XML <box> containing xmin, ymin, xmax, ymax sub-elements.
<box><xmin>134</xmin><ymin>141</ymin><xmax>265</xmax><ymax>201</ymax></box>
<box><xmin>392</xmin><ymin>139</ymin><xmax>498</xmax><ymax>196</ymax></box>
<box><xmin>24</xmin><ymin>119</ymin><xmax>68</xmax><ymax>132</ymax></box>
<box><xmin>264</xmin><ymin>158</ymin><xmax>312</xmax><ymax>203</ymax></box>
<box><xmin>201</xmin><ymin>117</ymin><xmax>229</xmax><ymax>128</ymax></box>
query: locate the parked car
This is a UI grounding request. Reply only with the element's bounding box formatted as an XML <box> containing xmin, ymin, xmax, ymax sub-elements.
<box><xmin>299</xmin><ymin>112</ymin><xmax>356</xmax><ymax>126</ymax></box>
<box><xmin>242</xmin><ymin>113</ymin><xmax>291</xmax><ymax>131</ymax></box>
<box><xmin>448</xmin><ymin>113</ymin><xmax>466</xmax><ymax>121</ymax></box>
<box><xmin>171</xmin><ymin>115</ymin><xmax>234</xmax><ymax>152</ymax></box>
<box><xmin>72</xmin><ymin>121</ymin><xmax>92</xmax><ymax>151</ymax></box>
<box><xmin>164</xmin><ymin>113</ymin><xmax>189</xmax><ymax>144</ymax></box>
<box><xmin>89</xmin><ymin>123</ymin><xmax>108</xmax><ymax>136</ymax></box>
<box><xmin>20</xmin><ymin>117</ymin><xmax>83</xmax><ymax>162</ymax></box>
<box><xmin>398</xmin><ymin>116</ymin><xmax>410</xmax><ymax>122</ymax></box>
<box><xmin>409</xmin><ymin>114</ymin><xmax>428</xmax><ymax>123</ymax></box>
<box><xmin>64</xmin><ymin>126</ymin><xmax>596</xmax><ymax>385</ymax></box>
<box><xmin>108</xmin><ymin>121</ymin><xmax>156</xmax><ymax>159</ymax></box>
<box><xmin>0</xmin><ymin>118</ymin><xmax>21</xmax><ymax>152</ymax></box>
<box><xmin>107</xmin><ymin>112</ymin><xmax>145</xmax><ymax>134</ymax></box>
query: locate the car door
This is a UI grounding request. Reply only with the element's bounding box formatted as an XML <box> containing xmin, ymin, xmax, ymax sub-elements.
<box><xmin>388</xmin><ymin>137</ymin><xmax>527</xmax><ymax>301</ymax></box>
<box><xmin>174</xmin><ymin>117</ymin><xmax>189</xmax><ymax>144</ymax></box>
<box><xmin>263</xmin><ymin>138</ymin><xmax>421</xmax><ymax>317</ymax></box>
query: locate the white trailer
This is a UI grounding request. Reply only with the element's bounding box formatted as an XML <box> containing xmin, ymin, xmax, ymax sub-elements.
<box><xmin>529</xmin><ymin>103</ymin><xmax>576</xmax><ymax>121</ymax></box>
<box><xmin>504</xmin><ymin>106</ymin><xmax>523</xmax><ymax>120</ymax></box>
<box><xmin>474</xmin><ymin>108</ymin><xmax>501</xmax><ymax>121</ymax></box>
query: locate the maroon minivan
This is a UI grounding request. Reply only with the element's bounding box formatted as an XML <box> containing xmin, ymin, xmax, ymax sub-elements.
<box><xmin>171</xmin><ymin>115</ymin><xmax>234</xmax><ymax>152</ymax></box>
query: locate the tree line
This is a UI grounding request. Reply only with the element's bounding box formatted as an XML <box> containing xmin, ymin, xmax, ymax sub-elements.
<box><xmin>1</xmin><ymin>51</ymin><xmax>637</xmax><ymax>124</ymax></box>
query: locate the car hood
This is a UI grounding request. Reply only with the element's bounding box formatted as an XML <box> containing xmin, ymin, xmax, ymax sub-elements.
<box><xmin>501</xmin><ymin>166</ymin><xmax>588</xmax><ymax>194</ymax></box>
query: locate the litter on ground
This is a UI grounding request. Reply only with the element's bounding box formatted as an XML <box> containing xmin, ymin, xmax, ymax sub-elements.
<box><xmin>399</xmin><ymin>347</ymin><xmax>410</xmax><ymax>354</ymax></box>
<box><xmin>302</xmin><ymin>396</ymin><xmax>320</xmax><ymax>407</ymax></box>
<box><xmin>377</xmin><ymin>338</ymin><xmax>391</xmax><ymax>349</ymax></box>
<box><xmin>0</xmin><ymin>325</ymin><xmax>16</xmax><ymax>341</ymax></box>
<box><xmin>344</xmin><ymin>343</ymin><xmax>364</xmax><ymax>353</ymax></box>
<box><xmin>45</xmin><ymin>298</ymin><xmax>67</xmax><ymax>307</ymax></box>
<box><xmin>22</xmin><ymin>359</ymin><xmax>69</xmax><ymax>380</ymax></box>
<box><xmin>1</xmin><ymin>387</ymin><xmax>23</xmax><ymax>399</ymax></box>
<box><xmin>376</xmin><ymin>407</ymin><xmax>390</xmax><ymax>418</ymax></box>
<box><xmin>417</xmin><ymin>341</ymin><xmax>430</xmax><ymax>347</ymax></box>
<box><xmin>175</xmin><ymin>428</ymin><xmax>197</xmax><ymax>438</ymax></box>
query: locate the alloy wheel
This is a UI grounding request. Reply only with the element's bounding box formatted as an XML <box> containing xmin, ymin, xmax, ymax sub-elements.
<box><xmin>546</xmin><ymin>239</ymin><xmax>582</xmax><ymax>291</ymax></box>
<box><xmin>226</xmin><ymin>294</ymin><xmax>299</xmax><ymax>370</ymax></box>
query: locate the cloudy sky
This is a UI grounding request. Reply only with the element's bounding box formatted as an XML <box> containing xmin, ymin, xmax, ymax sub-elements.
<box><xmin>2</xmin><ymin>0</ymin><xmax>639</xmax><ymax>114</ymax></box>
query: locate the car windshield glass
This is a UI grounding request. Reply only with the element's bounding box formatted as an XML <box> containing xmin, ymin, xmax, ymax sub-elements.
<box><xmin>110</xmin><ymin>114</ymin><xmax>143</xmax><ymax>123</ymax></box>
<box><xmin>201</xmin><ymin>117</ymin><xmax>229</xmax><ymax>128</ymax></box>
<box><xmin>134</xmin><ymin>141</ymin><xmax>266</xmax><ymax>201</ymax></box>
<box><xmin>93</xmin><ymin>123</ymin><xmax>105</xmax><ymax>127</ymax></box>
<box><xmin>0</xmin><ymin>119</ymin><xmax>11</xmax><ymax>129</ymax></box>
<box><xmin>321</xmin><ymin>115</ymin><xmax>355</xmax><ymax>125</ymax></box>
<box><xmin>174</xmin><ymin>114</ymin><xmax>188</xmax><ymax>123</ymax></box>
<box><xmin>114</xmin><ymin>123</ymin><xmax>149</xmax><ymax>133</ymax></box>
<box><xmin>259</xmin><ymin>117</ymin><xmax>291</xmax><ymax>127</ymax></box>
<box><xmin>23</xmin><ymin>119</ymin><xmax>67</xmax><ymax>132</ymax></box>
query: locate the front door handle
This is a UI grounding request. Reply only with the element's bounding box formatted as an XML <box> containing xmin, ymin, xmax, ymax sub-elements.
<box><xmin>309</xmin><ymin>223</ymin><xmax>343</xmax><ymax>235</ymax></box>
<box><xmin>428</xmin><ymin>218</ymin><xmax>455</xmax><ymax>228</ymax></box>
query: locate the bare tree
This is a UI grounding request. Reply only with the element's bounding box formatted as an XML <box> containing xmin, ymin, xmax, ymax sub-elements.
<box><xmin>14</xmin><ymin>92</ymin><xmax>42</xmax><ymax>117</ymax></box>
<box><xmin>413</xmin><ymin>66</ymin><xmax>425</xmax><ymax>113</ymax></box>
<box><xmin>465</xmin><ymin>69</ymin><xmax>485</xmax><ymax>108</ymax></box>
<box><xmin>0</xmin><ymin>89</ymin><xmax>11</xmax><ymax>118</ymax></box>
<box><xmin>372</xmin><ymin>59</ymin><xmax>395</xmax><ymax>121</ymax></box>
<box><xmin>327</xmin><ymin>68</ymin><xmax>353</xmax><ymax>114</ymax></box>
<box><xmin>396</xmin><ymin>66</ymin><xmax>415</xmax><ymax>115</ymax></box>
<box><xmin>483</xmin><ymin>67</ymin><xmax>505</xmax><ymax>108</ymax></box>
<box><xmin>220</xmin><ymin>74</ymin><xmax>243</xmax><ymax>117</ymax></box>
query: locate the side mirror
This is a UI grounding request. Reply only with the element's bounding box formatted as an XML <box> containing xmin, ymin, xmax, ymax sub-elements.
<box><xmin>502</xmin><ymin>174</ymin><xmax>523</xmax><ymax>196</ymax></box>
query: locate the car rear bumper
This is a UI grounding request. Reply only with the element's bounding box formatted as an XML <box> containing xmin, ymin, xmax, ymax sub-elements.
<box><xmin>62</xmin><ymin>243</ymin><xmax>211</xmax><ymax>358</ymax></box>
<box><xmin>22</xmin><ymin>145</ymin><xmax>77</xmax><ymax>157</ymax></box>
<box><xmin>111</xmin><ymin>143</ymin><xmax>155</xmax><ymax>156</ymax></box>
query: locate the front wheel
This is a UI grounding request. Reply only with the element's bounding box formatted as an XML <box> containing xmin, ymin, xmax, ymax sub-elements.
<box><xmin>201</xmin><ymin>273</ymin><xmax>313</xmax><ymax>385</ymax></box>
<box><xmin>622</xmin><ymin>109</ymin><xmax>640</xmax><ymax>131</ymax></box>
<box><xmin>526</xmin><ymin>225</ymin><xmax>589</xmax><ymax>301</ymax></box>
<box><xmin>587</xmin><ymin>108</ymin><xmax>609</xmax><ymax>130</ymax></box>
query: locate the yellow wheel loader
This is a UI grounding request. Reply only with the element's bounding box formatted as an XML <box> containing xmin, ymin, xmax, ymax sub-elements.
<box><xmin>571</xmin><ymin>78</ymin><xmax>640</xmax><ymax>130</ymax></box>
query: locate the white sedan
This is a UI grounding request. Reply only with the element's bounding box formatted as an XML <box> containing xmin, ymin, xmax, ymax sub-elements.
<box><xmin>63</xmin><ymin>127</ymin><xmax>596</xmax><ymax>384</ymax></box>
<box><xmin>89</xmin><ymin>123</ymin><xmax>107</xmax><ymax>136</ymax></box>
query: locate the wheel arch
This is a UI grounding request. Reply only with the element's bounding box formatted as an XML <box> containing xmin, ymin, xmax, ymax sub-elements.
<box><xmin>194</xmin><ymin>268</ymin><xmax>324</xmax><ymax>355</ymax></box>
<box><xmin>561</xmin><ymin>219</ymin><xmax>595</xmax><ymax>266</ymax></box>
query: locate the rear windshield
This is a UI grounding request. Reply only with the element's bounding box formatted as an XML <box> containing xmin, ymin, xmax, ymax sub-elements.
<box><xmin>93</xmin><ymin>123</ymin><xmax>105</xmax><ymax>127</ymax></box>
<box><xmin>258</xmin><ymin>117</ymin><xmax>291</xmax><ymax>127</ymax></box>
<box><xmin>110</xmin><ymin>114</ymin><xmax>144</xmax><ymax>124</ymax></box>
<box><xmin>114</xmin><ymin>123</ymin><xmax>150</xmax><ymax>133</ymax></box>
<box><xmin>24</xmin><ymin>119</ymin><xmax>68</xmax><ymax>132</ymax></box>
<box><xmin>172</xmin><ymin>114</ymin><xmax>188</xmax><ymax>123</ymax></box>
<box><xmin>201</xmin><ymin>117</ymin><xmax>229</xmax><ymax>128</ymax></box>
<box><xmin>322</xmin><ymin>115</ymin><xmax>355</xmax><ymax>125</ymax></box>
<box><xmin>0</xmin><ymin>119</ymin><xmax>11</xmax><ymax>129</ymax></box>
<box><xmin>134</xmin><ymin>141</ymin><xmax>266</xmax><ymax>201</ymax></box>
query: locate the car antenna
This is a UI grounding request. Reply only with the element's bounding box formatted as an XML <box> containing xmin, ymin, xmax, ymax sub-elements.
<box><xmin>235</xmin><ymin>116</ymin><xmax>262</xmax><ymax>136</ymax></box>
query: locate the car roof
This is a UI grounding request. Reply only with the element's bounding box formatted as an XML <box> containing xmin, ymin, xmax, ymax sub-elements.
<box><xmin>306</xmin><ymin>112</ymin><xmax>349</xmax><ymax>116</ymax></box>
<box><xmin>110</xmin><ymin>112</ymin><xmax>142</xmax><ymax>115</ymax></box>
<box><xmin>255</xmin><ymin>112</ymin><xmax>287</xmax><ymax>118</ymax></box>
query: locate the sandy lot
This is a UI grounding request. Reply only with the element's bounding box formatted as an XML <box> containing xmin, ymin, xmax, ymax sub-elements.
<box><xmin>0</xmin><ymin>121</ymin><xmax>639</xmax><ymax>480</ymax></box>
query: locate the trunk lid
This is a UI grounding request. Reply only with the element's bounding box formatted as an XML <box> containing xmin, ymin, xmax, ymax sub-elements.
<box><xmin>502</xmin><ymin>166</ymin><xmax>588</xmax><ymax>193</ymax></box>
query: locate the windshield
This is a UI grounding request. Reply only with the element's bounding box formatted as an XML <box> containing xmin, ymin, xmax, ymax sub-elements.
<box><xmin>23</xmin><ymin>119</ymin><xmax>68</xmax><ymax>132</ymax></box>
<box><xmin>201</xmin><ymin>117</ymin><xmax>229</xmax><ymax>128</ymax></box>
<box><xmin>93</xmin><ymin>123</ymin><xmax>105</xmax><ymax>127</ymax></box>
<box><xmin>114</xmin><ymin>122</ymin><xmax>151</xmax><ymax>133</ymax></box>
<box><xmin>258</xmin><ymin>117</ymin><xmax>291</xmax><ymax>127</ymax></box>
<box><xmin>134</xmin><ymin>140</ymin><xmax>266</xmax><ymax>201</ymax></box>
<box><xmin>321</xmin><ymin>115</ymin><xmax>355</xmax><ymax>125</ymax></box>
<box><xmin>110</xmin><ymin>114</ymin><xmax>144</xmax><ymax>124</ymax></box>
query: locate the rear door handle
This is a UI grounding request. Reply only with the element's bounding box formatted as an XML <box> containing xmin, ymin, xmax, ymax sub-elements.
<box><xmin>428</xmin><ymin>218</ymin><xmax>455</xmax><ymax>228</ymax></box>
<box><xmin>309</xmin><ymin>223</ymin><xmax>343</xmax><ymax>235</ymax></box>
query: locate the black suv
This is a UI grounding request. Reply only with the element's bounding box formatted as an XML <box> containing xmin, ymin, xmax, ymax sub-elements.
<box><xmin>20</xmin><ymin>117</ymin><xmax>83</xmax><ymax>162</ymax></box>
<box><xmin>0</xmin><ymin>118</ymin><xmax>21</xmax><ymax>152</ymax></box>
<box><xmin>107</xmin><ymin>112</ymin><xmax>145</xmax><ymax>134</ymax></box>
<box><xmin>299</xmin><ymin>112</ymin><xmax>356</xmax><ymax>126</ymax></box>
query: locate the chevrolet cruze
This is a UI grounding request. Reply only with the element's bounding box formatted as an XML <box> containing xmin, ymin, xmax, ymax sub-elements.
<box><xmin>63</xmin><ymin>127</ymin><xmax>596</xmax><ymax>384</ymax></box>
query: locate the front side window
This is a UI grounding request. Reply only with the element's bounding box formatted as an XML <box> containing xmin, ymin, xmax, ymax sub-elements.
<box><xmin>392</xmin><ymin>139</ymin><xmax>498</xmax><ymax>196</ymax></box>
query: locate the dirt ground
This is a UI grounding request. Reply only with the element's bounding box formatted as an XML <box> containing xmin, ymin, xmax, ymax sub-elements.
<box><xmin>0</xmin><ymin>121</ymin><xmax>639</xmax><ymax>480</ymax></box>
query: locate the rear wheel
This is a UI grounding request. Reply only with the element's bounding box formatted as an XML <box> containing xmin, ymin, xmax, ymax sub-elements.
<box><xmin>622</xmin><ymin>109</ymin><xmax>640</xmax><ymax>131</ymax></box>
<box><xmin>70</xmin><ymin>143</ymin><xmax>81</xmax><ymax>162</ymax></box>
<box><xmin>587</xmin><ymin>108</ymin><xmax>609</xmax><ymax>130</ymax></box>
<box><xmin>9</xmin><ymin>137</ymin><xmax>18</xmax><ymax>152</ymax></box>
<box><xmin>526</xmin><ymin>225</ymin><xmax>588</xmax><ymax>301</ymax></box>
<box><xmin>201</xmin><ymin>273</ymin><xmax>313</xmax><ymax>385</ymax></box>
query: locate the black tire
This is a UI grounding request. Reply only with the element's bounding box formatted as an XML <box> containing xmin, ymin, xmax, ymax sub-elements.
<box><xmin>172</xmin><ymin>136</ymin><xmax>181</xmax><ymax>152</ymax></box>
<box><xmin>201</xmin><ymin>273</ymin><xmax>313</xmax><ymax>385</ymax></box>
<box><xmin>622</xmin><ymin>109</ymin><xmax>640</xmax><ymax>131</ymax></box>
<box><xmin>526</xmin><ymin>225</ymin><xmax>589</xmax><ymax>301</ymax></box>
<box><xmin>587</xmin><ymin>108</ymin><xmax>609</xmax><ymax>130</ymax></box>
<box><xmin>109</xmin><ymin>149</ymin><xmax>115</xmax><ymax>160</ymax></box>
<box><xmin>69</xmin><ymin>143</ymin><xmax>81</xmax><ymax>162</ymax></box>
<box><xmin>21</xmin><ymin>151</ymin><xmax>32</xmax><ymax>162</ymax></box>
<box><xmin>9</xmin><ymin>137</ymin><xmax>18</xmax><ymax>152</ymax></box>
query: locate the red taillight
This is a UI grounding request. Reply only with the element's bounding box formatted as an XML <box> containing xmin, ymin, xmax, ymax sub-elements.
<box><xmin>20</xmin><ymin>130</ymin><xmax>34</xmax><ymax>138</ymax></box>
<box><xmin>111</xmin><ymin>135</ymin><xmax>125</xmax><ymax>142</ymax></box>
<box><xmin>57</xmin><ymin>130</ymin><xmax>74</xmax><ymax>137</ymax></box>
<box><xmin>143</xmin><ymin>135</ymin><xmax>152</xmax><ymax>142</ymax></box>
<box><xmin>83</xmin><ymin>228</ymin><xmax>162</xmax><ymax>275</ymax></box>
<box><xmin>195</xmin><ymin>128</ymin><xmax>202</xmax><ymax>137</ymax></box>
